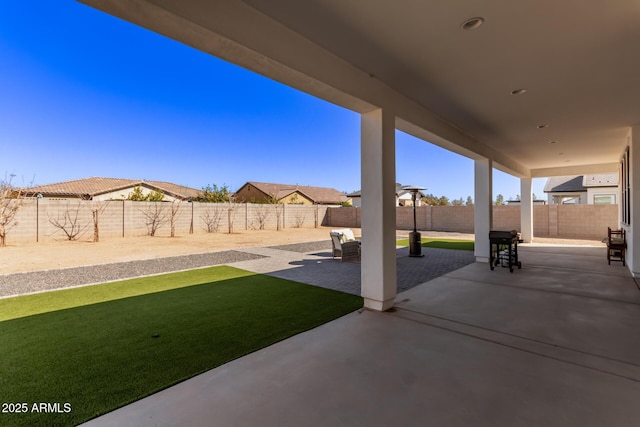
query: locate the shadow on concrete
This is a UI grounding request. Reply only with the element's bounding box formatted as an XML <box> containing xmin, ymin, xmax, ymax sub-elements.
<box><xmin>86</xmin><ymin>243</ymin><xmax>640</xmax><ymax>427</ymax></box>
<box><xmin>266</xmin><ymin>247</ymin><xmax>475</xmax><ymax>295</ymax></box>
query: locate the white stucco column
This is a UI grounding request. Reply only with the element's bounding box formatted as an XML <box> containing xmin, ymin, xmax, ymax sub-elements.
<box><xmin>474</xmin><ymin>158</ymin><xmax>493</xmax><ymax>262</ymax></box>
<box><xmin>520</xmin><ymin>177</ymin><xmax>533</xmax><ymax>243</ymax></box>
<box><xmin>628</xmin><ymin>126</ymin><xmax>640</xmax><ymax>275</ymax></box>
<box><xmin>361</xmin><ymin>108</ymin><xmax>397</xmax><ymax>311</ymax></box>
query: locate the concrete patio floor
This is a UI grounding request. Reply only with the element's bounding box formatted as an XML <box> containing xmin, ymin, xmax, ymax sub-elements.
<box><xmin>83</xmin><ymin>244</ymin><xmax>640</xmax><ymax>426</ymax></box>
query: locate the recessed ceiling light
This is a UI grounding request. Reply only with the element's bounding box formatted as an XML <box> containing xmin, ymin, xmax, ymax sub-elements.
<box><xmin>461</xmin><ymin>17</ymin><xmax>485</xmax><ymax>30</ymax></box>
<box><xmin>510</xmin><ymin>89</ymin><xmax>527</xmax><ymax>95</ymax></box>
<box><xmin>537</xmin><ymin>124</ymin><xmax>549</xmax><ymax>129</ymax></box>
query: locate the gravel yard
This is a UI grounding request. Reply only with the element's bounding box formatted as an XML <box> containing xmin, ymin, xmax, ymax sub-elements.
<box><xmin>0</xmin><ymin>226</ymin><xmax>603</xmax><ymax>298</ymax></box>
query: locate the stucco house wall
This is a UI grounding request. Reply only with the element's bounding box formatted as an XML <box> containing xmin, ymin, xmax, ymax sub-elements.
<box><xmin>586</xmin><ymin>187</ymin><xmax>619</xmax><ymax>205</ymax></box>
<box><xmin>92</xmin><ymin>185</ymin><xmax>181</xmax><ymax>202</ymax></box>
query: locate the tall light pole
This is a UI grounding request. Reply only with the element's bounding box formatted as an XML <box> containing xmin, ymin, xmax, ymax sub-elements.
<box><xmin>402</xmin><ymin>186</ymin><xmax>426</xmax><ymax>257</ymax></box>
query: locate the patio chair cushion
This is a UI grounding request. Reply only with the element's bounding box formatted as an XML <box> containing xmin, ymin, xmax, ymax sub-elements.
<box><xmin>342</xmin><ymin>228</ymin><xmax>356</xmax><ymax>242</ymax></box>
<box><xmin>331</xmin><ymin>228</ymin><xmax>356</xmax><ymax>243</ymax></box>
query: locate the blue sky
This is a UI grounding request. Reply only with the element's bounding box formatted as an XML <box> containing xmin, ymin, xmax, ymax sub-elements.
<box><xmin>0</xmin><ymin>2</ymin><xmax>546</xmax><ymax>201</ymax></box>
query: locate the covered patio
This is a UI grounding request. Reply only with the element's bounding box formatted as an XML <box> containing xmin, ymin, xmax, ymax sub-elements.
<box><xmin>80</xmin><ymin>0</ymin><xmax>640</xmax><ymax>311</ymax></box>
<box><xmin>83</xmin><ymin>243</ymin><xmax>640</xmax><ymax>426</ymax></box>
<box><xmin>74</xmin><ymin>1</ymin><xmax>640</xmax><ymax>424</ymax></box>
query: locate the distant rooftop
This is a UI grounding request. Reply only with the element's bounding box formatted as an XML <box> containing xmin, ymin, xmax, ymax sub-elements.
<box><xmin>544</xmin><ymin>174</ymin><xmax>618</xmax><ymax>193</ymax></box>
<box><xmin>348</xmin><ymin>183</ymin><xmax>426</xmax><ymax>198</ymax></box>
<box><xmin>240</xmin><ymin>181</ymin><xmax>347</xmax><ymax>204</ymax></box>
<box><xmin>24</xmin><ymin>177</ymin><xmax>201</xmax><ymax>200</ymax></box>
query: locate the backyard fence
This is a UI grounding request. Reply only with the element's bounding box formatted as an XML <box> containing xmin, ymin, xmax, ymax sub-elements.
<box><xmin>326</xmin><ymin>204</ymin><xmax>618</xmax><ymax>240</ymax></box>
<box><xmin>8</xmin><ymin>200</ymin><xmax>332</xmax><ymax>244</ymax></box>
<box><xmin>6</xmin><ymin>200</ymin><xmax>618</xmax><ymax>245</ymax></box>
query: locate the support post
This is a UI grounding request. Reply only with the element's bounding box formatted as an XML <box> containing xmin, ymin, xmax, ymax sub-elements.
<box><xmin>361</xmin><ymin>108</ymin><xmax>397</xmax><ymax>311</ymax></box>
<box><xmin>474</xmin><ymin>158</ymin><xmax>493</xmax><ymax>262</ymax></box>
<box><xmin>629</xmin><ymin>126</ymin><xmax>640</xmax><ymax>275</ymax></box>
<box><xmin>520</xmin><ymin>177</ymin><xmax>533</xmax><ymax>243</ymax></box>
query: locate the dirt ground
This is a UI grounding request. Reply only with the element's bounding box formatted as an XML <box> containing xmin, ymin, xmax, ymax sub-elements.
<box><xmin>0</xmin><ymin>227</ymin><xmax>603</xmax><ymax>275</ymax></box>
<box><xmin>0</xmin><ymin>227</ymin><xmax>351</xmax><ymax>274</ymax></box>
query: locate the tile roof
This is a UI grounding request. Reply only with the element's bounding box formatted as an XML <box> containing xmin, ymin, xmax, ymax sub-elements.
<box><xmin>544</xmin><ymin>174</ymin><xmax>619</xmax><ymax>193</ymax></box>
<box><xmin>543</xmin><ymin>176</ymin><xmax>586</xmax><ymax>193</ymax></box>
<box><xmin>244</xmin><ymin>181</ymin><xmax>347</xmax><ymax>204</ymax></box>
<box><xmin>24</xmin><ymin>177</ymin><xmax>201</xmax><ymax>200</ymax></box>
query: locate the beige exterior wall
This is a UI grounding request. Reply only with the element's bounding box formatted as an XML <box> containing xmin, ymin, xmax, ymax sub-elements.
<box><xmin>5</xmin><ymin>201</ymin><xmax>616</xmax><ymax>245</ymax></box>
<box><xmin>326</xmin><ymin>206</ymin><xmax>361</xmax><ymax>228</ymax></box>
<box><xmin>278</xmin><ymin>191</ymin><xmax>313</xmax><ymax>205</ymax></box>
<box><xmin>36</xmin><ymin>185</ymin><xmax>183</xmax><ymax>202</ymax></box>
<box><xmin>533</xmin><ymin>205</ymin><xmax>550</xmax><ymax>237</ymax></box>
<box><xmin>92</xmin><ymin>185</ymin><xmax>182</xmax><ymax>202</ymax></box>
<box><xmin>327</xmin><ymin>205</ymin><xmax>618</xmax><ymax>240</ymax></box>
<box><xmin>431</xmin><ymin>206</ymin><xmax>474</xmax><ymax>233</ymax></box>
<box><xmin>493</xmin><ymin>206</ymin><xmax>521</xmax><ymax>232</ymax></box>
<box><xmin>6</xmin><ymin>200</ymin><xmax>335</xmax><ymax>245</ymax></box>
<box><xmin>234</xmin><ymin>186</ymin><xmax>314</xmax><ymax>205</ymax></box>
<box><xmin>233</xmin><ymin>186</ymin><xmax>269</xmax><ymax>203</ymax></box>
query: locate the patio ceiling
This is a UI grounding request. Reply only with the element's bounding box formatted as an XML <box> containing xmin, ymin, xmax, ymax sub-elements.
<box><xmin>80</xmin><ymin>0</ymin><xmax>637</xmax><ymax>177</ymax></box>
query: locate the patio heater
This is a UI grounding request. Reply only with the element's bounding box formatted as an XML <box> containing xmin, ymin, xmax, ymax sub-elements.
<box><xmin>402</xmin><ymin>186</ymin><xmax>426</xmax><ymax>257</ymax></box>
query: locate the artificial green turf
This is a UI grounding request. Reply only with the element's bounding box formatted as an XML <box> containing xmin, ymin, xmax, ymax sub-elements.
<box><xmin>396</xmin><ymin>237</ymin><xmax>475</xmax><ymax>251</ymax></box>
<box><xmin>0</xmin><ymin>266</ymin><xmax>363</xmax><ymax>427</ymax></box>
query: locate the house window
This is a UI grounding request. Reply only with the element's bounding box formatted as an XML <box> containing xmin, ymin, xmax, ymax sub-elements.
<box><xmin>622</xmin><ymin>146</ymin><xmax>630</xmax><ymax>225</ymax></box>
<box><xmin>594</xmin><ymin>194</ymin><xmax>615</xmax><ymax>205</ymax></box>
<box><xmin>562</xmin><ymin>197</ymin><xmax>579</xmax><ymax>204</ymax></box>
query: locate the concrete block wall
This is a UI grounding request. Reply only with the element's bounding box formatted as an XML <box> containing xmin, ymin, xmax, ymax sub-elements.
<box><xmin>5</xmin><ymin>200</ymin><xmax>336</xmax><ymax>245</ymax></box>
<box><xmin>11</xmin><ymin>200</ymin><xmax>38</xmax><ymax>242</ymax></box>
<box><xmin>5</xmin><ymin>201</ymin><xmax>617</xmax><ymax>245</ymax></box>
<box><xmin>555</xmin><ymin>204</ymin><xmax>618</xmax><ymax>239</ymax></box>
<box><xmin>325</xmin><ymin>207</ymin><xmax>361</xmax><ymax>228</ymax></box>
<box><xmin>283</xmin><ymin>205</ymin><xmax>327</xmax><ymax>229</ymax></box>
<box><xmin>493</xmin><ymin>206</ymin><xmax>520</xmax><ymax>232</ymax></box>
<box><xmin>548</xmin><ymin>205</ymin><xmax>559</xmax><ymax>237</ymax></box>
<box><xmin>197</xmin><ymin>204</ymin><xmax>233</xmax><ymax>233</ymax></box>
<box><xmin>327</xmin><ymin>204</ymin><xmax>618</xmax><ymax>240</ymax></box>
<box><xmin>533</xmin><ymin>205</ymin><xmax>549</xmax><ymax>237</ymax></box>
<box><xmin>396</xmin><ymin>207</ymin><xmax>415</xmax><ymax>230</ymax></box>
<box><xmin>430</xmin><ymin>206</ymin><xmax>474</xmax><ymax>233</ymax></box>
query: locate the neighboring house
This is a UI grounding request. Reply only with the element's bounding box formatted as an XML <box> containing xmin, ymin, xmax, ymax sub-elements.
<box><xmin>346</xmin><ymin>191</ymin><xmax>362</xmax><ymax>207</ymax></box>
<box><xmin>24</xmin><ymin>177</ymin><xmax>202</xmax><ymax>202</ymax></box>
<box><xmin>583</xmin><ymin>174</ymin><xmax>619</xmax><ymax>204</ymax></box>
<box><xmin>233</xmin><ymin>181</ymin><xmax>347</xmax><ymax>205</ymax></box>
<box><xmin>348</xmin><ymin>183</ymin><xmax>426</xmax><ymax>208</ymax></box>
<box><xmin>544</xmin><ymin>174</ymin><xmax>618</xmax><ymax>205</ymax></box>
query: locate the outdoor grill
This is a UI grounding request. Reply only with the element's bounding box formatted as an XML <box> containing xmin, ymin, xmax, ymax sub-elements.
<box><xmin>489</xmin><ymin>230</ymin><xmax>522</xmax><ymax>273</ymax></box>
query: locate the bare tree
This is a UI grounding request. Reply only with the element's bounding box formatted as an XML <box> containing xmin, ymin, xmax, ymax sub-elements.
<box><xmin>141</xmin><ymin>202</ymin><xmax>167</xmax><ymax>236</ymax></box>
<box><xmin>250</xmin><ymin>204</ymin><xmax>270</xmax><ymax>230</ymax></box>
<box><xmin>87</xmin><ymin>200</ymin><xmax>110</xmax><ymax>242</ymax></box>
<box><xmin>266</xmin><ymin>193</ymin><xmax>283</xmax><ymax>231</ymax></box>
<box><xmin>274</xmin><ymin>203</ymin><xmax>283</xmax><ymax>230</ymax></box>
<box><xmin>0</xmin><ymin>174</ymin><xmax>24</xmax><ymax>247</ymax></box>
<box><xmin>201</xmin><ymin>205</ymin><xmax>224</xmax><ymax>233</ymax></box>
<box><xmin>227</xmin><ymin>202</ymin><xmax>237</xmax><ymax>234</ymax></box>
<box><xmin>49</xmin><ymin>202</ymin><xmax>90</xmax><ymax>241</ymax></box>
<box><xmin>226</xmin><ymin>195</ymin><xmax>238</xmax><ymax>234</ymax></box>
<box><xmin>169</xmin><ymin>200</ymin><xmax>181</xmax><ymax>237</ymax></box>
<box><xmin>293</xmin><ymin>212</ymin><xmax>306</xmax><ymax>228</ymax></box>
